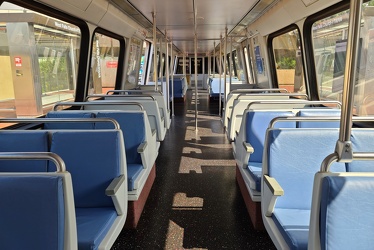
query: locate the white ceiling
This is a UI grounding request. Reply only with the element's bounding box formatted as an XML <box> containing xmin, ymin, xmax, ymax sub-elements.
<box><xmin>127</xmin><ymin>0</ymin><xmax>261</xmax><ymax>54</ymax></box>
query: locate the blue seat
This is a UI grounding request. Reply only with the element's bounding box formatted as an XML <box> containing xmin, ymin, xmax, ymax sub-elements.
<box><xmin>170</xmin><ymin>76</ymin><xmax>187</xmax><ymax>98</ymax></box>
<box><xmin>96</xmin><ymin>112</ymin><xmax>149</xmax><ymax>191</ymax></box>
<box><xmin>309</xmin><ymin>173</ymin><xmax>374</xmax><ymax>250</ymax></box>
<box><xmin>0</xmin><ymin>172</ymin><xmax>77</xmax><ymax>250</ymax></box>
<box><xmin>45</xmin><ymin>111</ymin><xmax>96</xmax><ymax>129</ymax></box>
<box><xmin>0</xmin><ymin>131</ymin><xmax>49</xmax><ymax>172</ymax></box>
<box><xmin>348</xmin><ymin>129</ymin><xmax>374</xmax><ymax>172</ymax></box>
<box><xmin>262</xmin><ymin>128</ymin><xmax>345</xmax><ymax>249</ymax></box>
<box><xmin>235</xmin><ymin>111</ymin><xmax>296</xmax><ymax>192</ymax></box>
<box><xmin>50</xmin><ymin>130</ymin><xmax>127</xmax><ymax>250</ymax></box>
<box><xmin>296</xmin><ymin>109</ymin><xmax>341</xmax><ymax>128</ymax></box>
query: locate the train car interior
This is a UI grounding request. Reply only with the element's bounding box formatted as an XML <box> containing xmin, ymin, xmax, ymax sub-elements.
<box><xmin>0</xmin><ymin>0</ymin><xmax>374</xmax><ymax>249</ymax></box>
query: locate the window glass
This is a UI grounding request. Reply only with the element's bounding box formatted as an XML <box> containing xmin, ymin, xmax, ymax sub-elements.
<box><xmin>89</xmin><ymin>32</ymin><xmax>120</xmax><ymax>94</ymax></box>
<box><xmin>312</xmin><ymin>1</ymin><xmax>374</xmax><ymax>115</ymax></box>
<box><xmin>272</xmin><ymin>29</ymin><xmax>305</xmax><ymax>93</ymax></box>
<box><xmin>233</xmin><ymin>50</ymin><xmax>245</xmax><ymax>81</ymax></box>
<box><xmin>124</xmin><ymin>37</ymin><xmax>142</xmax><ymax>89</ymax></box>
<box><xmin>244</xmin><ymin>46</ymin><xmax>254</xmax><ymax>84</ymax></box>
<box><xmin>0</xmin><ymin>2</ymin><xmax>81</xmax><ymax>118</ymax></box>
<box><xmin>138</xmin><ymin>41</ymin><xmax>150</xmax><ymax>84</ymax></box>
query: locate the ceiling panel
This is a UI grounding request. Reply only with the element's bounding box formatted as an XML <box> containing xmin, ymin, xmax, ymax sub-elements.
<box><xmin>127</xmin><ymin>0</ymin><xmax>261</xmax><ymax>53</ymax></box>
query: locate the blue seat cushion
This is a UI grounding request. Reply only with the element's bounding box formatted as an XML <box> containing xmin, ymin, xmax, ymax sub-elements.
<box><xmin>272</xmin><ymin>208</ymin><xmax>310</xmax><ymax>250</ymax></box>
<box><xmin>50</xmin><ymin>131</ymin><xmax>122</xmax><ymax>207</ymax></box>
<box><xmin>45</xmin><ymin>111</ymin><xmax>96</xmax><ymax>129</ymax></box>
<box><xmin>348</xmin><ymin>129</ymin><xmax>374</xmax><ymax>171</ymax></box>
<box><xmin>296</xmin><ymin>109</ymin><xmax>340</xmax><ymax>128</ymax></box>
<box><xmin>0</xmin><ymin>131</ymin><xmax>49</xmax><ymax>172</ymax></box>
<box><xmin>320</xmin><ymin>176</ymin><xmax>374</xmax><ymax>250</ymax></box>
<box><xmin>246</xmin><ymin>161</ymin><xmax>262</xmax><ymax>191</ymax></box>
<box><xmin>127</xmin><ymin>164</ymin><xmax>143</xmax><ymax>191</ymax></box>
<box><xmin>0</xmin><ymin>175</ymin><xmax>64</xmax><ymax>250</ymax></box>
<box><xmin>76</xmin><ymin>207</ymin><xmax>117</xmax><ymax>250</ymax></box>
<box><xmin>246</xmin><ymin>111</ymin><xmax>295</xmax><ymax>162</ymax></box>
<box><xmin>96</xmin><ymin>112</ymin><xmax>145</xmax><ymax>165</ymax></box>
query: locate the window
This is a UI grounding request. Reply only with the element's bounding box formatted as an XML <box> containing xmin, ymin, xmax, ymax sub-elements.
<box><xmin>272</xmin><ymin>28</ymin><xmax>305</xmax><ymax>93</ymax></box>
<box><xmin>89</xmin><ymin>32</ymin><xmax>120</xmax><ymax>94</ymax></box>
<box><xmin>0</xmin><ymin>2</ymin><xmax>81</xmax><ymax>118</ymax></box>
<box><xmin>244</xmin><ymin>46</ymin><xmax>254</xmax><ymax>84</ymax></box>
<box><xmin>138</xmin><ymin>40</ymin><xmax>150</xmax><ymax>84</ymax></box>
<box><xmin>311</xmin><ymin>1</ymin><xmax>374</xmax><ymax>115</ymax></box>
<box><xmin>125</xmin><ymin>37</ymin><xmax>142</xmax><ymax>88</ymax></box>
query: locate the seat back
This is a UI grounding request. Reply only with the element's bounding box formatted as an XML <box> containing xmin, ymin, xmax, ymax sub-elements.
<box><xmin>296</xmin><ymin>109</ymin><xmax>341</xmax><ymax>128</ymax></box>
<box><xmin>45</xmin><ymin>111</ymin><xmax>96</xmax><ymax>129</ymax></box>
<box><xmin>309</xmin><ymin>172</ymin><xmax>374</xmax><ymax>250</ymax></box>
<box><xmin>245</xmin><ymin>111</ymin><xmax>296</xmax><ymax>163</ymax></box>
<box><xmin>0</xmin><ymin>172</ymin><xmax>76</xmax><ymax>250</ymax></box>
<box><xmin>50</xmin><ymin>130</ymin><xmax>126</xmax><ymax>208</ymax></box>
<box><xmin>227</xmin><ymin>95</ymin><xmax>293</xmax><ymax>141</ymax></box>
<box><xmin>264</xmin><ymin>128</ymin><xmax>345</xmax><ymax>210</ymax></box>
<box><xmin>85</xmin><ymin>100</ymin><xmax>166</xmax><ymax>141</ymax></box>
<box><xmin>96</xmin><ymin>112</ymin><xmax>145</xmax><ymax>165</ymax></box>
<box><xmin>0</xmin><ymin>131</ymin><xmax>49</xmax><ymax>172</ymax></box>
<box><xmin>348</xmin><ymin>129</ymin><xmax>374</xmax><ymax>172</ymax></box>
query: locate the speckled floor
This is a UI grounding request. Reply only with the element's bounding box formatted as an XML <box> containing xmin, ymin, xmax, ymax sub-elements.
<box><xmin>112</xmin><ymin>90</ymin><xmax>275</xmax><ymax>249</ymax></box>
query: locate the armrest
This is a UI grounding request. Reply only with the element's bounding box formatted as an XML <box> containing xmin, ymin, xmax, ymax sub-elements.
<box><xmin>263</xmin><ymin>175</ymin><xmax>284</xmax><ymax>217</ymax></box>
<box><xmin>243</xmin><ymin>142</ymin><xmax>254</xmax><ymax>153</ymax></box>
<box><xmin>105</xmin><ymin>175</ymin><xmax>127</xmax><ymax>215</ymax></box>
<box><xmin>138</xmin><ymin>141</ymin><xmax>150</xmax><ymax>169</ymax></box>
<box><xmin>151</xmin><ymin>129</ymin><xmax>157</xmax><ymax>136</ymax></box>
<box><xmin>137</xmin><ymin>142</ymin><xmax>148</xmax><ymax>153</ymax></box>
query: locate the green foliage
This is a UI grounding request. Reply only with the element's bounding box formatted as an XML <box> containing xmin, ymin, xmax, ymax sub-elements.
<box><xmin>277</xmin><ymin>57</ymin><xmax>296</xmax><ymax>69</ymax></box>
<box><xmin>39</xmin><ymin>57</ymin><xmax>69</xmax><ymax>93</ymax></box>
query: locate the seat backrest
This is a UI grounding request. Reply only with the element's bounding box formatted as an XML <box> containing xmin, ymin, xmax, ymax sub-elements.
<box><xmin>50</xmin><ymin>130</ymin><xmax>126</xmax><ymax>208</ymax></box>
<box><xmin>85</xmin><ymin>100</ymin><xmax>165</xmax><ymax>141</ymax></box>
<box><xmin>227</xmin><ymin>95</ymin><xmax>293</xmax><ymax>141</ymax></box>
<box><xmin>45</xmin><ymin>111</ymin><xmax>96</xmax><ymax>129</ymax></box>
<box><xmin>296</xmin><ymin>109</ymin><xmax>341</xmax><ymax>128</ymax></box>
<box><xmin>347</xmin><ymin>129</ymin><xmax>374</xmax><ymax>172</ymax></box>
<box><xmin>0</xmin><ymin>131</ymin><xmax>49</xmax><ymax>172</ymax></box>
<box><xmin>264</xmin><ymin>128</ymin><xmax>345</xmax><ymax>209</ymax></box>
<box><xmin>319</xmin><ymin>174</ymin><xmax>374</xmax><ymax>249</ymax></box>
<box><xmin>245</xmin><ymin>111</ymin><xmax>296</xmax><ymax>163</ymax></box>
<box><xmin>0</xmin><ymin>173</ymin><xmax>76</xmax><ymax>250</ymax></box>
<box><xmin>96</xmin><ymin>112</ymin><xmax>145</xmax><ymax>165</ymax></box>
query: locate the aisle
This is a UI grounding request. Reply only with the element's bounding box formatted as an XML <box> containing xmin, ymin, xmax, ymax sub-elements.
<box><xmin>112</xmin><ymin>90</ymin><xmax>275</xmax><ymax>249</ymax></box>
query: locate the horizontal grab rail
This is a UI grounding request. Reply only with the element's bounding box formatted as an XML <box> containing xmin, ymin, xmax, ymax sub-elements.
<box><xmin>237</xmin><ymin>92</ymin><xmax>308</xmax><ymax>99</ymax></box>
<box><xmin>230</xmin><ymin>88</ymin><xmax>289</xmax><ymax>94</ymax></box>
<box><xmin>106</xmin><ymin>90</ymin><xmax>163</xmax><ymax>95</ymax></box>
<box><xmin>247</xmin><ymin>100</ymin><xmax>342</xmax><ymax>110</ymax></box>
<box><xmin>86</xmin><ymin>94</ymin><xmax>156</xmax><ymax>101</ymax></box>
<box><xmin>269</xmin><ymin>116</ymin><xmax>374</xmax><ymax>128</ymax></box>
<box><xmin>0</xmin><ymin>118</ymin><xmax>121</xmax><ymax>130</ymax></box>
<box><xmin>53</xmin><ymin>101</ymin><xmax>144</xmax><ymax>111</ymax></box>
<box><xmin>0</xmin><ymin>152</ymin><xmax>66</xmax><ymax>172</ymax></box>
<box><xmin>321</xmin><ymin>152</ymin><xmax>374</xmax><ymax>172</ymax></box>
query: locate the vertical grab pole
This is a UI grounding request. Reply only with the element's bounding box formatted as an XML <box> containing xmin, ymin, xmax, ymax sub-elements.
<box><xmin>165</xmin><ymin>31</ymin><xmax>170</xmax><ymax>111</ymax></box>
<box><xmin>171</xmin><ymin>40</ymin><xmax>175</xmax><ymax>116</ymax></box>
<box><xmin>194</xmin><ymin>32</ymin><xmax>198</xmax><ymax>131</ymax></box>
<box><xmin>229</xmin><ymin>36</ymin><xmax>233</xmax><ymax>94</ymax></box>
<box><xmin>213</xmin><ymin>41</ymin><xmax>216</xmax><ymax>78</ymax></box>
<box><xmin>223</xmin><ymin>27</ymin><xmax>228</xmax><ymax>113</ymax></box>
<box><xmin>219</xmin><ymin>35</ymin><xmax>222</xmax><ymax>117</ymax></box>
<box><xmin>335</xmin><ymin>0</ymin><xmax>363</xmax><ymax>161</ymax></box>
<box><xmin>152</xmin><ymin>12</ymin><xmax>158</xmax><ymax>91</ymax></box>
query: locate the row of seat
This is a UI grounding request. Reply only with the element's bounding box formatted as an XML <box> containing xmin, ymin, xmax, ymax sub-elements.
<box><xmin>0</xmin><ymin>129</ymin><xmax>127</xmax><ymax>250</ymax></box>
<box><xmin>225</xmin><ymin>89</ymin><xmax>374</xmax><ymax>249</ymax></box>
<box><xmin>262</xmin><ymin>122</ymin><xmax>374</xmax><ymax>249</ymax></box>
<box><xmin>0</xmin><ymin>89</ymin><xmax>171</xmax><ymax>249</ymax></box>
